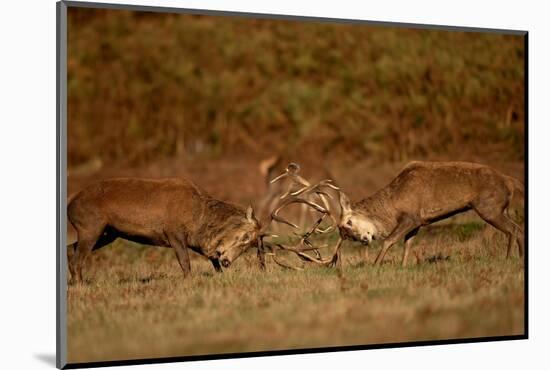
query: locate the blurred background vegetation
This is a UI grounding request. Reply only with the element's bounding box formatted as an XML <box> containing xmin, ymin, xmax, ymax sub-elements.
<box><xmin>67</xmin><ymin>8</ymin><xmax>525</xmax><ymax>170</ymax></box>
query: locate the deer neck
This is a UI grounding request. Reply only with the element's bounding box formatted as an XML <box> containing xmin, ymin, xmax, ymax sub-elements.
<box><xmin>354</xmin><ymin>194</ymin><xmax>397</xmax><ymax>238</ymax></box>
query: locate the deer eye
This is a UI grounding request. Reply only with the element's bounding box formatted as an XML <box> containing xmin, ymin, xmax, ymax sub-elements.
<box><xmin>346</xmin><ymin>220</ymin><xmax>353</xmax><ymax>227</ymax></box>
<box><xmin>241</xmin><ymin>234</ymin><xmax>250</xmax><ymax>243</ymax></box>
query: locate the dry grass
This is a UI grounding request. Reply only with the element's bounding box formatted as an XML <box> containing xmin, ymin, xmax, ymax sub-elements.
<box><xmin>67</xmin><ymin>217</ymin><xmax>525</xmax><ymax>363</ymax></box>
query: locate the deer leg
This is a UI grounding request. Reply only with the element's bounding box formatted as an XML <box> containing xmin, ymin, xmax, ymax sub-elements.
<box><xmin>210</xmin><ymin>258</ymin><xmax>223</xmax><ymax>273</ymax></box>
<box><xmin>92</xmin><ymin>230</ymin><xmax>118</xmax><ymax>251</ymax></box>
<box><xmin>402</xmin><ymin>227</ymin><xmax>420</xmax><ymax>267</ymax></box>
<box><xmin>374</xmin><ymin>218</ymin><xmax>417</xmax><ymax>266</ymax></box>
<box><xmin>330</xmin><ymin>247</ymin><xmax>343</xmax><ymax>268</ymax></box>
<box><xmin>327</xmin><ymin>237</ymin><xmax>344</xmax><ymax>268</ymax></box>
<box><xmin>475</xmin><ymin>208</ymin><xmax>523</xmax><ymax>258</ymax></box>
<box><xmin>69</xmin><ymin>229</ymin><xmax>117</xmax><ymax>283</ymax></box>
<box><xmin>256</xmin><ymin>243</ymin><xmax>267</xmax><ymax>271</ymax></box>
<box><xmin>507</xmin><ymin>211</ymin><xmax>525</xmax><ymax>258</ymax></box>
<box><xmin>374</xmin><ymin>240</ymin><xmax>396</xmax><ymax>266</ymax></box>
<box><xmin>517</xmin><ymin>235</ymin><xmax>525</xmax><ymax>258</ymax></box>
<box><xmin>170</xmin><ymin>236</ymin><xmax>191</xmax><ymax>277</ymax></box>
<box><xmin>67</xmin><ymin>242</ymin><xmax>77</xmax><ymax>279</ymax></box>
<box><xmin>70</xmin><ymin>227</ymin><xmax>103</xmax><ymax>284</ymax></box>
<box><xmin>506</xmin><ymin>233</ymin><xmax>514</xmax><ymax>258</ymax></box>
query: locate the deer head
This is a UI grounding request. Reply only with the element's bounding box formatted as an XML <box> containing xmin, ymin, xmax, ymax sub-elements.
<box><xmin>338</xmin><ymin>192</ymin><xmax>378</xmax><ymax>245</ymax></box>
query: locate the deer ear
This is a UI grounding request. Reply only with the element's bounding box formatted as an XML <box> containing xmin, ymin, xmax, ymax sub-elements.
<box><xmin>245</xmin><ymin>205</ymin><xmax>256</xmax><ymax>222</ymax></box>
<box><xmin>339</xmin><ymin>192</ymin><xmax>352</xmax><ymax>216</ymax></box>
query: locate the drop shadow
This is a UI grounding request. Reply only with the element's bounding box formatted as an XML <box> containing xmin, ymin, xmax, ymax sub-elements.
<box><xmin>34</xmin><ymin>353</ymin><xmax>56</xmax><ymax>367</ymax></box>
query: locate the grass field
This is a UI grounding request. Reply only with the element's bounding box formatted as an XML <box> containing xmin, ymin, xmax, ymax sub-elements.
<box><xmin>67</xmin><ymin>216</ymin><xmax>525</xmax><ymax>363</ymax></box>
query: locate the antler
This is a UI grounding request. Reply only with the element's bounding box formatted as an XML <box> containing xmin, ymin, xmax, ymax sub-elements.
<box><xmin>259</xmin><ymin>163</ymin><xmax>344</xmax><ymax>269</ymax></box>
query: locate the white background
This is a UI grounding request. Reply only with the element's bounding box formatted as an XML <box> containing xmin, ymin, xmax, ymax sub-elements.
<box><xmin>0</xmin><ymin>0</ymin><xmax>547</xmax><ymax>369</ymax></box>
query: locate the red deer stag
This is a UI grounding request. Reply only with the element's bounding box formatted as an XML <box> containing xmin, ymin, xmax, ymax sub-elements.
<box><xmin>337</xmin><ymin>161</ymin><xmax>525</xmax><ymax>266</ymax></box>
<box><xmin>259</xmin><ymin>161</ymin><xmax>525</xmax><ymax>269</ymax></box>
<box><xmin>67</xmin><ymin>177</ymin><xmax>263</xmax><ymax>283</ymax></box>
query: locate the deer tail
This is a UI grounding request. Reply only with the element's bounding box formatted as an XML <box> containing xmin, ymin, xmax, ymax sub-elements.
<box><xmin>66</xmin><ymin>192</ymin><xmax>79</xmax><ymax>245</ymax></box>
<box><xmin>505</xmin><ymin>175</ymin><xmax>525</xmax><ymax>203</ymax></box>
<box><xmin>504</xmin><ymin>175</ymin><xmax>525</xmax><ymax>221</ymax></box>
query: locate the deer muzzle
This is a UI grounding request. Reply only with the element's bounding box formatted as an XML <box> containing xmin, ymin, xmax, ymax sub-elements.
<box><xmin>221</xmin><ymin>259</ymin><xmax>231</xmax><ymax>268</ymax></box>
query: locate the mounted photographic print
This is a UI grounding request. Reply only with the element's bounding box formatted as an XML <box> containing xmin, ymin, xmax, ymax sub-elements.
<box><xmin>56</xmin><ymin>1</ymin><xmax>527</xmax><ymax>368</ymax></box>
